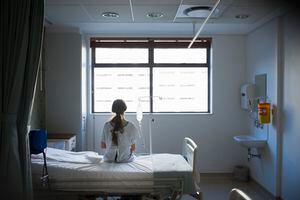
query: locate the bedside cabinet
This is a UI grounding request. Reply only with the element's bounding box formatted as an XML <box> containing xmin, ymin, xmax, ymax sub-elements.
<box><xmin>47</xmin><ymin>133</ymin><xmax>76</xmax><ymax>151</ymax></box>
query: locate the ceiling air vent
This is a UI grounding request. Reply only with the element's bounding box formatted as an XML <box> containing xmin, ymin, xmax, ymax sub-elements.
<box><xmin>184</xmin><ymin>6</ymin><xmax>213</xmax><ymax>18</ymax></box>
<box><xmin>175</xmin><ymin>5</ymin><xmax>225</xmax><ymax>19</ymax></box>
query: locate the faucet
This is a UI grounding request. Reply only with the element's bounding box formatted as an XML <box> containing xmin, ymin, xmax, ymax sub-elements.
<box><xmin>254</xmin><ymin>119</ymin><xmax>264</xmax><ymax>129</ymax></box>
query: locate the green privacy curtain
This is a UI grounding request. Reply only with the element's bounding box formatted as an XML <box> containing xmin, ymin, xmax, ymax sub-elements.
<box><xmin>0</xmin><ymin>0</ymin><xmax>44</xmax><ymax>199</ymax></box>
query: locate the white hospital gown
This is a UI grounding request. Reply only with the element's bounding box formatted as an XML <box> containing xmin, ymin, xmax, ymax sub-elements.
<box><xmin>101</xmin><ymin>121</ymin><xmax>138</xmax><ymax>163</ymax></box>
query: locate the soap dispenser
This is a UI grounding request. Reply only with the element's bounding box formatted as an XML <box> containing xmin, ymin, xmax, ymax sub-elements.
<box><xmin>241</xmin><ymin>84</ymin><xmax>255</xmax><ymax>110</ymax></box>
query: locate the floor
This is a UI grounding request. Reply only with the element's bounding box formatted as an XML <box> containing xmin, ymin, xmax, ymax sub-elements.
<box><xmin>34</xmin><ymin>174</ymin><xmax>275</xmax><ymax>200</ymax></box>
<box><xmin>94</xmin><ymin>174</ymin><xmax>275</xmax><ymax>200</ymax></box>
<box><xmin>181</xmin><ymin>174</ymin><xmax>275</xmax><ymax>200</ymax></box>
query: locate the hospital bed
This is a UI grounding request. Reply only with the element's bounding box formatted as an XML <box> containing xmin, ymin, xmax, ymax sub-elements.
<box><xmin>31</xmin><ymin>137</ymin><xmax>201</xmax><ymax>200</ymax></box>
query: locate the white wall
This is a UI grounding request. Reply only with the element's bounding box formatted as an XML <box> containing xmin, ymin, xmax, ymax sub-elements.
<box><xmin>281</xmin><ymin>12</ymin><xmax>300</xmax><ymax>200</ymax></box>
<box><xmin>86</xmin><ymin>35</ymin><xmax>249</xmax><ymax>173</ymax></box>
<box><xmin>44</xmin><ymin>27</ymin><xmax>83</xmax><ymax>149</ymax></box>
<box><xmin>246</xmin><ymin>19</ymin><xmax>279</xmax><ymax>195</ymax></box>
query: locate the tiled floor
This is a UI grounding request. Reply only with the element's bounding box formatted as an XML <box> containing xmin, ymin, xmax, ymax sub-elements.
<box><xmin>181</xmin><ymin>174</ymin><xmax>275</xmax><ymax>200</ymax></box>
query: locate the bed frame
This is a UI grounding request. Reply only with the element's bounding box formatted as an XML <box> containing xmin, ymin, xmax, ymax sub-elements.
<box><xmin>182</xmin><ymin>137</ymin><xmax>201</xmax><ymax>200</ymax></box>
<box><xmin>33</xmin><ymin>137</ymin><xmax>201</xmax><ymax>200</ymax></box>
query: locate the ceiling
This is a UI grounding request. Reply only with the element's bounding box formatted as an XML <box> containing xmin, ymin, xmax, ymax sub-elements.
<box><xmin>45</xmin><ymin>0</ymin><xmax>290</xmax><ymax>35</ymax></box>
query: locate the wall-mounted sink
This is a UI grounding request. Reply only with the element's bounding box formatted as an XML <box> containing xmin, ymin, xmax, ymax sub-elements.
<box><xmin>233</xmin><ymin>135</ymin><xmax>267</xmax><ymax>149</ymax></box>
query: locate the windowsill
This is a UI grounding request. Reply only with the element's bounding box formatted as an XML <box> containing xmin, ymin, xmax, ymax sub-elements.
<box><xmin>90</xmin><ymin>112</ymin><xmax>213</xmax><ymax>116</ymax></box>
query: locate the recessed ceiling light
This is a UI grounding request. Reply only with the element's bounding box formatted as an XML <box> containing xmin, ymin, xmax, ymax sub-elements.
<box><xmin>146</xmin><ymin>12</ymin><xmax>165</xmax><ymax>19</ymax></box>
<box><xmin>102</xmin><ymin>12</ymin><xmax>119</xmax><ymax>18</ymax></box>
<box><xmin>235</xmin><ymin>14</ymin><xmax>249</xmax><ymax>19</ymax></box>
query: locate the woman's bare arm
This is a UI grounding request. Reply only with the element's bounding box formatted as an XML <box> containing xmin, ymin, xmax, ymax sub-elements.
<box><xmin>130</xmin><ymin>144</ymin><xmax>136</xmax><ymax>152</ymax></box>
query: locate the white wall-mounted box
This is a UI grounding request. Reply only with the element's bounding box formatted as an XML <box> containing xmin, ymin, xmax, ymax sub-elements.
<box><xmin>241</xmin><ymin>84</ymin><xmax>255</xmax><ymax>110</ymax></box>
<box><xmin>47</xmin><ymin>133</ymin><xmax>76</xmax><ymax>151</ymax></box>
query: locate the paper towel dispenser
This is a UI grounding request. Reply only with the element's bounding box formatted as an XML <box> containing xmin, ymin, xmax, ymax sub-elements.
<box><xmin>241</xmin><ymin>84</ymin><xmax>255</xmax><ymax>110</ymax></box>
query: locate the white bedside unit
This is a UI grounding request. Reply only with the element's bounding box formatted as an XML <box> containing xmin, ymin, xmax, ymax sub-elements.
<box><xmin>47</xmin><ymin>133</ymin><xmax>76</xmax><ymax>151</ymax></box>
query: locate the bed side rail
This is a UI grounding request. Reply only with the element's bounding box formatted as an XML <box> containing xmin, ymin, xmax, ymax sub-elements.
<box><xmin>182</xmin><ymin>137</ymin><xmax>197</xmax><ymax>171</ymax></box>
<box><xmin>182</xmin><ymin>137</ymin><xmax>202</xmax><ymax>199</ymax></box>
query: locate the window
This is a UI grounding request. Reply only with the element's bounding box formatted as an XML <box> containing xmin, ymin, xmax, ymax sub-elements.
<box><xmin>91</xmin><ymin>38</ymin><xmax>211</xmax><ymax>113</ymax></box>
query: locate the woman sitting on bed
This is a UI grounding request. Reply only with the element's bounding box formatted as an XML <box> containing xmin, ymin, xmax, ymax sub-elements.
<box><xmin>101</xmin><ymin>99</ymin><xmax>138</xmax><ymax>163</ymax></box>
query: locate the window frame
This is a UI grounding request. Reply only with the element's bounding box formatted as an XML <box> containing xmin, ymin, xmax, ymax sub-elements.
<box><xmin>91</xmin><ymin>38</ymin><xmax>211</xmax><ymax>113</ymax></box>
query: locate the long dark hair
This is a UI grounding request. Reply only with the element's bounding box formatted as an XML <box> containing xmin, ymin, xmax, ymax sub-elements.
<box><xmin>110</xmin><ymin>99</ymin><xmax>127</xmax><ymax>145</ymax></box>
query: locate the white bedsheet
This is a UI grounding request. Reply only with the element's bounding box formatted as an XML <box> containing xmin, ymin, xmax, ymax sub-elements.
<box><xmin>31</xmin><ymin>149</ymin><xmax>194</xmax><ymax>194</ymax></box>
<box><xmin>31</xmin><ymin>147</ymin><xmax>102</xmax><ymax>164</ymax></box>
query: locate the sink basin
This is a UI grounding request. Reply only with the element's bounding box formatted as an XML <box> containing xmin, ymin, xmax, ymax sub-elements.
<box><xmin>233</xmin><ymin>135</ymin><xmax>267</xmax><ymax>149</ymax></box>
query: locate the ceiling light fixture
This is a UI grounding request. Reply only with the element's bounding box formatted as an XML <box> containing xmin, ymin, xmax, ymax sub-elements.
<box><xmin>102</xmin><ymin>12</ymin><xmax>119</xmax><ymax>18</ymax></box>
<box><xmin>235</xmin><ymin>14</ymin><xmax>249</xmax><ymax>19</ymax></box>
<box><xmin>146</xmin><ymin>12</ymin><xmax>164</xmax><ymax>19</ymax></box>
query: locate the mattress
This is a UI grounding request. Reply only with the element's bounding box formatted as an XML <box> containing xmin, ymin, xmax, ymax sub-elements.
<box><xmin>31</xmin><ymin>148</ymin><xmax>194</xmax><ymax>194</ymax></box>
